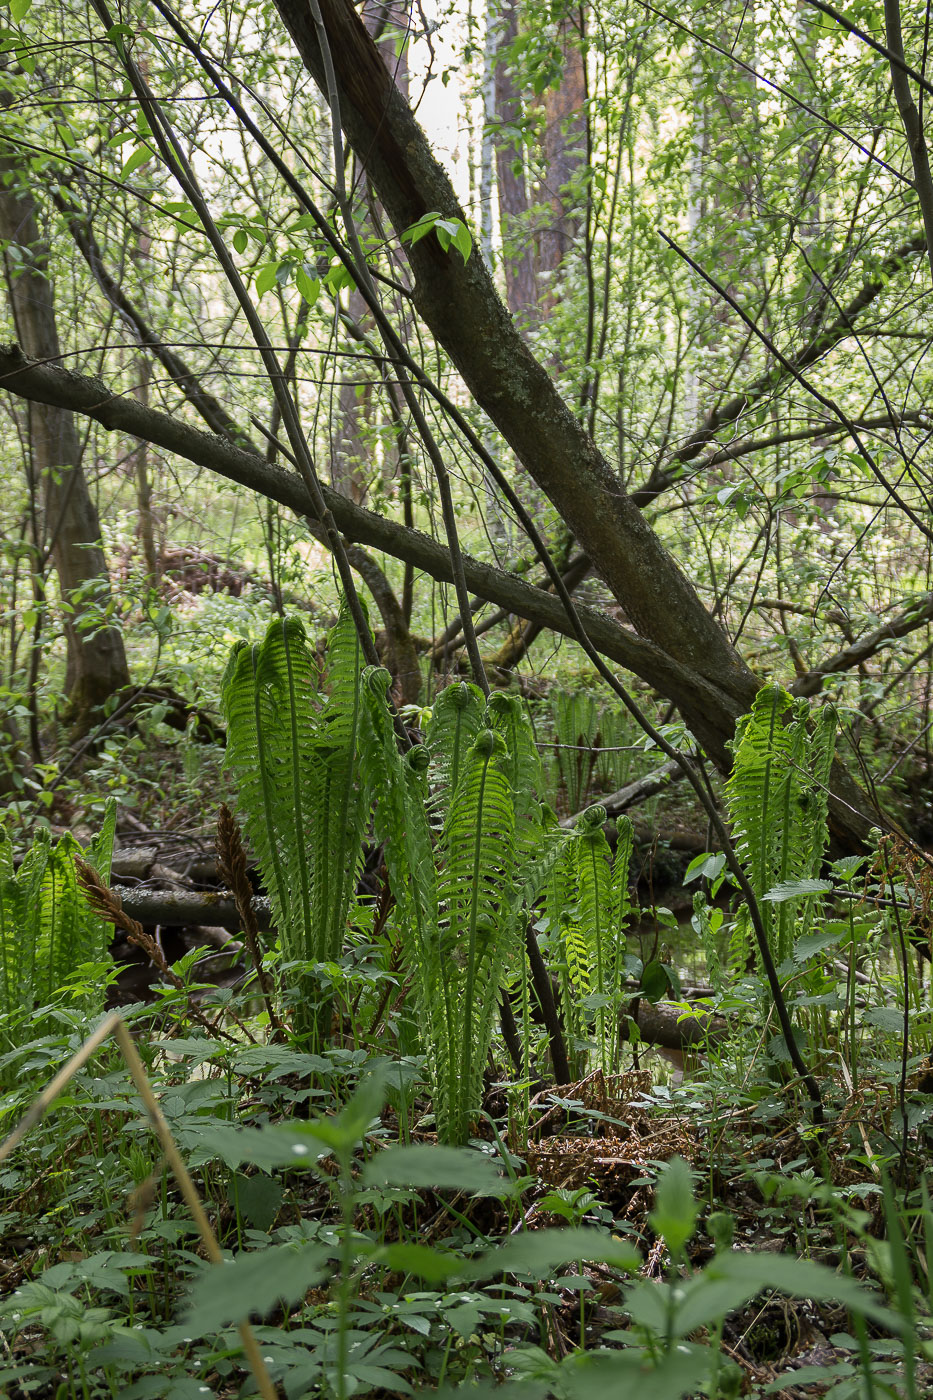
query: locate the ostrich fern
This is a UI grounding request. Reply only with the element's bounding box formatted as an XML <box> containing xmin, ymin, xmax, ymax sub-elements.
<box><xmin>543</xmin><ymin>806</ymin><xmax>633</xmax><ymax>1078</ymax></box>
<box><xmin>725</xmin><ymin>684</ymin><xmax>837</xmax><ymax>971</ymax></box>
<box><xmin>0</xmin><ymin>801</ymin><xmax>116</xmax><ymax>1054</ymax></box>
<box><xmin>221</xmin><ymin>608</ymin><xmax>369</xmax><ymax>1044</ymax></box>
<box><xmin>361</xmin><ymin>671</ymin><xmax>524</xmax><ymax>1144</ymax></box>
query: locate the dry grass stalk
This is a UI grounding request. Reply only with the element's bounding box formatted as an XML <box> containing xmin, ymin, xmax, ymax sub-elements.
<box><xmin>216</xmin><ymin>803</ymin><xmax>281</xmax><ymax>1032</ymax></box>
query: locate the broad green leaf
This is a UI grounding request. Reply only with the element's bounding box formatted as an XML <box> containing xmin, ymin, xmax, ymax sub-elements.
<box><xmin>558</xmin><ymin>1345</ymin><xmax>713</xmax><ymax>1400</ymax></box>
<box><xmin>10</xmin><ymin>0</ymin><xmax>31</xmax><ymax>22</ymax></box>
<box><xmin>188</xmin><ymin>1122</ymin><xmax>328</xmax><ymax>1172</ymax></box>
<box><xmin>793</xmin><ymin>928</ymin><xmax>845</xmax><ymax>962</ymax></box>
<box><xmin>465</xmin><ymin>1227</ymin><xmax>639</xmax><ymax>1280</ymax></box>
<box><xmin>227</xmin><ymin>1172</ymin><xmax>284</xmax><ymax>1231</ymax></box>
<box><xmin>451</xmin><ymin>221</ymin><xmax>472</xmax><ymax>263</ymax></box>
<box><xmin>370</xmin><ymin>1242</ymin><xmax>466</xmax><ymax>1283</ymax></box>
<box><xmin>401</xmin><ymin>211</ymin><xmax>440</xmax><ymax>245</ymax></box>
<box><xmin>184</xmin><ymin>1244</ymin><xmax>329</xmax><ymax>1331</ymax></box>
<box><xmin>435</xmin><ymin>1381</ymin><xmax>548</xmax><ymax>1400</ymax></box>
<box><xmin>705</xmin><ymin>1251</ymin><xmax>903</xmax><ymax>1332</ymax></box>
<box><xmin>255</xmin><ymin>262</ymin><xmax>279</xmax><ymax>296</ymax></box>
<box><xmin>232</xmin><ymin>228</ymin><xmax>248</xmax><ymax>254</ymax></box>
<box><xmin>640</xmin><ymin>959</ymin><xmax>673</xmax><ymax>1004</ymax></box>
<box><xmin>763</xmin><ymin>879</ymin><xmax>832</xmax><ymax>902</ymax></box>
<box><xmin>363</xmin><ymin>1144</ymin><xmax>515</xmax><ymax>1196</ymax></box>
<box><xmin>648</xmin><ymin>1156</ymin><xmax>697</xmax><ymax>1254</ymax></box>
<box><xmin>295</xmin><ymin>265</ymin><xmax>320</xmax><ymax>305</ymax></box>
<box><xmin>120</xmin><ymin>146</ymin><xmax>151</xmax><ymax>179</ymax></box>
<box><xmin>763</xmin><ymin>1364</ymin><xmax>855</xmax><ymax>1393</ymax></box>
<box><xmin>861</xmin><ymin>1006</ymin><xmax>905</xmax><ymax>1033</ymax></box>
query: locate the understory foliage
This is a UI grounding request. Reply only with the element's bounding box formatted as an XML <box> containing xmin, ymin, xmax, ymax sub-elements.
<box><xmin>364</xmin><ymin>675</ymin><xmax>523</xmax><ymax>1144</ymax></box>
<box><xmin>726</xmin><ymin>683</ymin><xmax>837</xmax><ymax>970</ymax></box>
<box><xmin>0</xmin><ymin>799</ymin><xmax>115</xmax><ymax>1047</ymax></box>
<box><xmin>221</xmin><ymin>607</ymin><xmax>369</xmax><ymax>1043</ymax></box>
<box><xmin>3</xmin><ymin>664</ymin><xmax>933</xmax><ymax>1396</ymax></box>
<box><xmin>542</xmin><ymin>804</ymin><xmax>633</xmax><ymax>1079</ymax></box>
<box><xmin>219</xmin><ymin>609</ymin><xmax>647</xmax><ymax>1142</ymax></box>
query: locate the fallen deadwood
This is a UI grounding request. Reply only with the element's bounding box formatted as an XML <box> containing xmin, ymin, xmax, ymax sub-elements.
<box><xmin>629</xmin><ymin>1000</ymin><xmax>728</xmax><ymax>1051</ymax></box>
<box><xmin>112</xmin><ymin>886</ymin><xmax>273</xmax><ymax>932</ymax></box>
<box><xmin>561</xmin><ymin>760</ymin><xmax>682</xmax><ymax>827</ymax></box>
<box><xmin>115</xmin><ymin>886</ymin><xmax>728</xmax><ymax>1053</ymax></box>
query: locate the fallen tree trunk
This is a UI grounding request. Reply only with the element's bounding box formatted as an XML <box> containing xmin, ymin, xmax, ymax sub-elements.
<box><xmin>112</xmin><ymin>885</ymin><xmax>273</xmax><ymax>932</ymax></box>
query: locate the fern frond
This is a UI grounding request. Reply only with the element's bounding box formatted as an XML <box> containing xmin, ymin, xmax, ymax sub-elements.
<box><xmin>222</xmin><ymin>609</ymin><xmax>372</xmax><ymax>1044</ymax></box>
<box><xmin>0</xmin><ymin>828</ymin><xmax>44</xmax><ymax>1023</ymax></box>
<box><xmin>436</xmin><ymin>729</ymin><xmax>516</xmax><ymax>1144</ymax></box>
<box><xmin>551</xmin><ymin>689</ymin><xmax>598</xmax><ymax>811</ymax></box>
<box><xmin>425</xmin><ymin>681</ymin><xmax>484</xmax><ymax>819</ymax></box>
<box><xmin>84</xmin><ymin>798</ymin><xmax>117</xmax><ymax>884</ymax></box>
<box><xmin>726</xmin><ymin>685</ymin><xmax>837</xmax><ymax>969</ymax></box>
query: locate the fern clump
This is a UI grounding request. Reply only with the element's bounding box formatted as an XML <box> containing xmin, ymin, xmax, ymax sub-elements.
<box><xmin>542</xmin><ymin>806</ymin><xmax>633</xmax><ymax>1078</ymax></box>
<box><xmin>725</xmin><ymin>684</ymin><xmax>837</xmax><ymax>971</ymax></box>
<box><xmin>362</xmin><ymin>675</ymin><xmax>529</xmax><ymax>1143</ymax></box>
<box><xmin>221</xmin><ymin>607</ymin><xmax>370</xmax><ymax>1045</ymax></box>
<box><xmin>0</xmin><ymin>801</ymin><xmax>116</xmax><ymax>1062</ymax></box>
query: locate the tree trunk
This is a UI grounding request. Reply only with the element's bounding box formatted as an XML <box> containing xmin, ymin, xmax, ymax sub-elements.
<box><xmin>536</xmin><ymin>7</ymin><xmax>587</xmax><ymax>280</ymax></box>
<box><xmin>270</xmin><ymin>0</ymin><xmax>874</xmax><ymax>851</ymax></box>
<box><xmin>493</xmin><ymin>0</ymin><xmax>538</xmax><ymax>321</ymax></box>
<box><xmin>0</xmin><ymin>153</ymin><xmax>130</xmax><ymax>733</ymax></box>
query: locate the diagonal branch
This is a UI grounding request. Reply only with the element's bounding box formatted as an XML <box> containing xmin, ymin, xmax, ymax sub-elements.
<box><xmin>0</xmin><ymin>343</ymin><xmax>735</xmax><ymax>723</ymax></box>
<box><xmin>791</xmin><ymin>593</ymin><xmax>933</xmax><ymax>697</ymax></box>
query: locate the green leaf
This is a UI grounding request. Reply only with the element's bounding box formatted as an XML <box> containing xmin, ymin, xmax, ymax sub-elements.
<box><xmin>793</xmin><ymin>928</ymin><xmax>844</xmax><ymax>962</ymax></box>
<box><xmin>861</xmin><ymin>1006</ymin><xmax>905</xmax><ymax>1033</ymax></box>
<box><xmin>763</xmin><ymin>879</ymin><xmax>832</xmax><ymax>902</ymax></box>
<box><xmin>640</xmin><ymin>959</ymin><xmax>670</xmax><ymax>1004</ymax></box>
<box><xmin>189</xmin><ymin>1122</ymin><xmax>327</xmax><ymax>1172</ymax></box>
<box><xmin>451</xmin><ymin>221</ymin><xmax>472</xmax><ymax>263</ymax></box>
<box><xmin>370</xmin><ymin>1242</ymin><xmax>466</xmax><ymax>1283</ymax></box>
<box><xmin>363</xmin><ymin>1144</ymin><xmax>516</xmax><ymax>1196</ymax></box>
<box><xmin>184</xmin><ymin>1244</ymin><xmax>329</xmax><ymax>1332</ymax></box>
<box><xmin>254</xmin><ymin>261</ymin><xmax>279</xmax><ymax>296</ymax></box>
<box><xmin>227</xmin><ymin>1172</ymin><xmax>284</xmax><ymax>1231</ymax></box>
<box><xmin>119</xmin><ymin>146</ymin><xmax>151</xmax><ymax>180</ymax></box>
<box><xmin>557</xmin><ymin>1345</ymin><xmax>713</xmax><ymax>1400</ymax></box>
<box><xmin>295</xmin><ymin>265</ymin><xmax>320</xmax><ymax>305</ymax></box>
<box><xmin>10</xmin><ymin>0</ymin><xmax>31</xmax><ymax>22</ymax></box>
<box><xmin>401</xmin><ymin>211</ymin><xmax>441</xmax><ymax>246</ymax></box>
<box><xmin>648</xmin><ymin>1156</ymin><xmax>697</xmax><ymax>1255</ymax></box>
<box><xmin>465</xmin><ymin>1227</ymin><xmax>639</xmax><ymax>1281</ymax></box>
<box><xmin>704</xmin><ymin>1251</ymin><xmax>903</xmax><ymax>1332</ymax></box>
<box><xmin>232</xmin><ymin>228</ymin><xmax>248</xmax><ymax>255</ymax></box>
<box><xmin>684</xmin><ymin>852</ymin><xmax>726</xmax><ymax>885</ymax></box>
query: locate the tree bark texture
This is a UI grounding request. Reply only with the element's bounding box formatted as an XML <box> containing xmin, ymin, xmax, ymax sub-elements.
<box><xmin>493</xmin><ymin>0</ymin><xmax>538</xmax><ymax>320</ymax></box>
<box><xmin>0</xmin><ymin>159</ymin><xmax>130</xmax><ymax>727</ymax></box>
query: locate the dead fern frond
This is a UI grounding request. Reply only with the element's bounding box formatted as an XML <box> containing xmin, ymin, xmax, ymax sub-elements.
<box><xmin>216</xmin><ymin>803</ymin><xmax>281</xmax><ymax>1031</ymax></box>
<box><xmin>73</xmin><ymin>856</ymin><xmax>238</xmax><ymax>1041</ymax></box>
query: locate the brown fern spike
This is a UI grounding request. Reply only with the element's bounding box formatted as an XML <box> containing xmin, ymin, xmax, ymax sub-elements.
<box><xmin>74</xmin><ymin>856</ymin><xmax>184</xmax><ymax>990</ymax></box>
<box><xmin>216</xmin><ymin>804</ymin><xmax>281</xmax><ymax>1031</ymax></box>
<box><xmin>74</xmin><ymin>856</ymin><xmax>234</xmax><ymax>1041</ymax></box>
